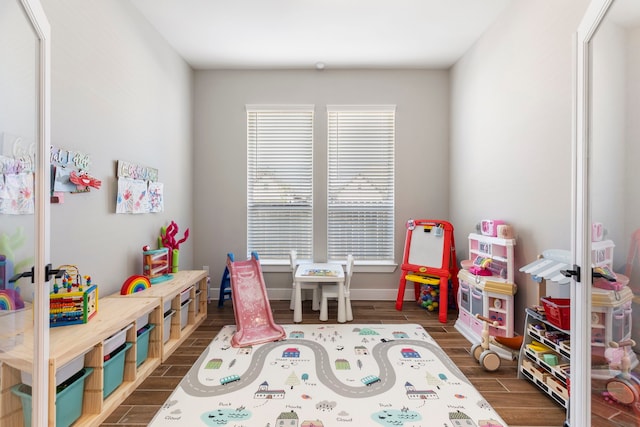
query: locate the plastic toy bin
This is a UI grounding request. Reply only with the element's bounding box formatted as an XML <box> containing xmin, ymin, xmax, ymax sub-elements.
<box><xmin>136</xmin><ymin>324</ymin><xmax>155</xmax><ymax>367</ymax></box>
<box><xmin>195</xmin><ymin>289</ymin><xmax>202</xmax><ymax>314</ymax></box>
<box><xmin>103</xmin><ymin>342</ymin><xmax>133</xmax><ymax>398</ymax></box>
<box><xmin>21</xmin><ymin>350</ymin><xmax>88</xmax><ymax>387</ymax></box>
<box><xmin>12</xmin><ymin>367</ymin><xmax>94</xmax><ymax>427</ymax></box>
<box><xmin>164</xmin><ymin>309</ymin><xmax>175</xmax><ymax>343</ymax></box>
<box><xmin>541</xmin><ymin>297</ymin><xmax>571</xmax><ymax>330</ymax></box>
<box><xmin>180</xmin><ymin>298</ymin><xmax>192</xmax><ymax>330</ymax></box>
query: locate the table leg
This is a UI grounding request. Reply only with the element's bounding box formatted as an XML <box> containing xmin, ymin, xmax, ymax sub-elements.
<box><xmin>294</xmin><ymin>281</ymin><xmax>302</xmax><ymax>323</ymax></box>
<box><xmin>337</xmin><ymin>282</ymin><xmax>346</xmax><ymax>323</ymax></box>
<box><xmin>319</xmin><ymin>284</ymin><xmax>328</xmax><ymax>321</ymax></box>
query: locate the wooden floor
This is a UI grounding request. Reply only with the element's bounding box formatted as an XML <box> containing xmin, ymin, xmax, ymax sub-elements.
<box><xmin>101</xmin><ymin>299</ymin><xmax>568</xmax><ymax>427</ymax></box>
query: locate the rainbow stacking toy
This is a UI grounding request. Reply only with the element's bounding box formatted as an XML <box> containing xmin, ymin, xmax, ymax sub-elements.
<box><xmin>120</xmin><ymin>275</ymin><xmax>151</xmax><ymax>295</ymax></box>
<box><xmin>0</xmin><ymin>289</ymin><xmax>25</xmax><ymax>311</ymax></box>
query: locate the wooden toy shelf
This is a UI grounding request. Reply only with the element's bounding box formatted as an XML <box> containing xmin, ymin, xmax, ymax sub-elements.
<box><xmin>115</xmin><ymin>270</ymin><xmax>208</xmax><ymax>362</ymax></box>
<box><xmin>0</xmin><ymin>297</ymin><xmax>161</xmax><ymax>427</ymax></box>
<box><xmin>0</xmin><ymin>270</ymin><xmax>208</xmax><ymax>427</ymax></box>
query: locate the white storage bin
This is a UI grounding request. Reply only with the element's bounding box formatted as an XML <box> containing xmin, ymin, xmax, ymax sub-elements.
<box><xmin>22</xmin><ymin>350</ymin><xmax>89</xmax><ymax>387</ymax></box>
<box><xmin>180</xmin><ymin>299</ymin><xmax>192</xmax><ymax>330</ymax></box>
<box><xmin>104</xmin><ymin>324</ymin><xmax>132</xmax><ymax>357</ymax></box>
<box><xmin>136</xmin><ymin>312</ymin><xmax>150</xmax><ymax>331</ymax></box>
<box><xmin>195</xmin><ymin>289</ymin><xmax>202</xmax><ymax>314</ymax></box>
<box><xmin>180</xmin><ymin>286</ymin><xmax>193</xmax><ymax>305</ymax></box>
<box><xmin>163</xmin><ymin>298</ymin><xmax>172</xmax><ymax>315</ymax></box>
<box><xmin>164</xmin><ymin>309</ymin><xmax>175</xmax><ymax>343</ymax></box>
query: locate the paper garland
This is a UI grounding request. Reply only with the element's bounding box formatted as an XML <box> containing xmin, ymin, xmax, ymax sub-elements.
<box><xmin>116</xmin><ymin>177</ymin><xmax>164</xmax><ymax>214</ymax></box>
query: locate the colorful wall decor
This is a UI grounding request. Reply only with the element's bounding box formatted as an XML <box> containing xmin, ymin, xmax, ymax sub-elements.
<box><xmin>50</xmin><ymin>146</ymin><xmax>100</xmax><ymax>202</ymax></box>
<box><xmin>0</xmin><ymin>133</ymin><xmax>35</xmax><ymax>214</ymax></box>
<box><xmin>116</xmin><ymin>160</ymin><xmax>164</xmax><ymax>214</ymax></box>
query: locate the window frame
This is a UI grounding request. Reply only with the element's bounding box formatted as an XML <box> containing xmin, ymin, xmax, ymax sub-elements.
<box><xmin>326</xmin><ymin>105</ymin><xmax>396</xmax><ymax>265</ymax></box>
<box><xmin>246</xmin><ymin>104</ymin><xmax>315</xmax><ymax>261</ymax></box>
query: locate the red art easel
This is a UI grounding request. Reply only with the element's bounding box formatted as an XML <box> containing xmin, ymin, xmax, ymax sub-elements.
<box><xmin>395</xmin><ymin>219</ymin><xmax>459</xmax><ymax>323</ymax></box>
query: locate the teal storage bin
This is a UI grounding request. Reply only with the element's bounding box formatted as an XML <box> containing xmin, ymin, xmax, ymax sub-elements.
<box><xmin>12</xmin><ymin>367</ymin><xmax>93</xmax><ymax>427</ymax></box>
<box><xmin>103</xmin><ymin>342</ymin><xmax>132</xmax><ymax>398</ymax></box>
<box><xmin>136</xmin><ymin>324</ymin><xmax>155</xmax><ymax>367</ymax></box>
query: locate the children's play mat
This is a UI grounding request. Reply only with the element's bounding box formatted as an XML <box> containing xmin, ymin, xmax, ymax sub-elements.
<box><xmin>150</xmin><ymin>323</ymin><xmax>506</xmax><ymax>427</ymax></box>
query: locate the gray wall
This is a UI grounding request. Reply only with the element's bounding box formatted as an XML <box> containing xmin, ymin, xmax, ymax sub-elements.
<box><xmin>41</xmin><ymin>0</ymin><xmax>194</xmax><ymax>296</ymax></box>
<box><xmin>193</xmin><ymin>70</ymin><xmax>450</xmax><ymax>300</ymax></box>
<box><xmin>450</xmin><ymin>0</ymin><xmax>590</xmax><ymax>330</ymax></box>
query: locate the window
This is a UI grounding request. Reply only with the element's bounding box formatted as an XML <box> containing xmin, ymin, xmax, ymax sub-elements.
<box><xmin>246</xmin><ymin>105</ymin><xmax>314</xmax><ymax>259</ymax></box>
<box><xmin>327</xmin><ymin>105</ymin><xmax>395</xmax><ymax>262</ymax></box>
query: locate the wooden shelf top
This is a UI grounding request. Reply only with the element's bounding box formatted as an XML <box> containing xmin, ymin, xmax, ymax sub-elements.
<box><xmin>118</xmin><ymin>270</ymin><xmax>207</xmax><ymax>299</ymax></box>
<box><xmin>0</xmin><ymin>296</ymin><xmax>160</xmax><ymax>371</ymax></box>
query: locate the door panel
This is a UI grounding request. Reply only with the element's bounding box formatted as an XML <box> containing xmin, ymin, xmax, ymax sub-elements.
<box><xmin>575</xmin><ymin>0</ymin><xmax>640</xmax><ymax>425</ymax></box>
<box><xmin>0</xmin><ymin>0</ymin><xmax>51</xmax><ymax>425</ymax></box>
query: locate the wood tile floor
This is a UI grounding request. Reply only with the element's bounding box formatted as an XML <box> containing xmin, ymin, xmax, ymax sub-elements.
<box><xmin>101</xmin><ymin>300</ymin><xmax>568</xmax><ymax>427</ymax></box>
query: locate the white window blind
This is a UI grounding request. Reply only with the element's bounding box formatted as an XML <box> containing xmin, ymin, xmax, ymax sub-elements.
<box><xmin>247</xmin><ymin>105</ymin><xmax>314</xmax><ymax>260</ymax></box>
<box><xmin>327</xmin><ymin>105</ymin><xmax>396</xmax><ymax>262</ymax></box>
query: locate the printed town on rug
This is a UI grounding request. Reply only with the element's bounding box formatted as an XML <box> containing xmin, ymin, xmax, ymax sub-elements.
<box><xmin>150</xmin><ymin>323</ymin><xmax>506</xmax><ymax>427</ymax></box>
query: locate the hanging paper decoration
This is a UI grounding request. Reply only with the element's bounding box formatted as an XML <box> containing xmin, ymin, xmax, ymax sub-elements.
<box><xmin>115</xmin><ymin>160</ymin><xmax>163</xmax><ymax>214</ymax></box>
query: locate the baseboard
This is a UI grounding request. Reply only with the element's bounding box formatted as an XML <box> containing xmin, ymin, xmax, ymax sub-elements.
<box><xmin>209</xmin><ymin>287</ymin><xmax>414</xmax><ymax>302</ymax></box>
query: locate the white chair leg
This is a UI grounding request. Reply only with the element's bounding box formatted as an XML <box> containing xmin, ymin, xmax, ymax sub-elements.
<box><xmin>311</xmin><ymin>288</ymin><xmax>320</xmax><ymax>311</ymax></box>
<box><xmin>289</xmin><ymin>287</ymin><xmax>295</xmax><ymax>310</ymax></box>
<box><xmin>345</xmin><ymin>297</ymin><xmax>353</xmax><ymax>322</ymax></box>
<box><xmin>319</xmin><ymin>296</ymin><xmax>328</xmax><ymax>321</ymax></box>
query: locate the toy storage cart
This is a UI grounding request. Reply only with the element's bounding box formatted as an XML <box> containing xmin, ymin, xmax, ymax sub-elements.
<box><xmin>395</xmin><ymin>219</ymin><xmax>459</xmax><ymax>323</ymax></box>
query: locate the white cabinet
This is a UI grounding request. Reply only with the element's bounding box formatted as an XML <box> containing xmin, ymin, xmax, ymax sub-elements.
<box><xmin>455</xmin><ymin>233</ymin><xmax>517</xmax><ymax>358</ymax></box>
<box><xmin>592</xmin><ymin>239</ymin><xmax>614</xmax><ymax>269</ymax></box>
<box><xmin>467</xmin><ymin>233</ymin><xmax>516</xmax><ymax>282</ymax></box>
<box><xmin>455</xmin><ymin>270</ymin><xmax>516</xmax><ymax>340</ymax></box>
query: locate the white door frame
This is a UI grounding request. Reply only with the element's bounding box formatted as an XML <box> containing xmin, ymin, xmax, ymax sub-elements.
<box><xmin>19</xmin><ymin>0</ymin><xmax>51</xmax><ymax>425</ymax></box>
<box><xmin>573</xmin><ymin>0</ymin><xmax>615</xmax><ymax>425</ymax></box>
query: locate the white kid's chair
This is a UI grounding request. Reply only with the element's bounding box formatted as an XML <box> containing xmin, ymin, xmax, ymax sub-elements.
<box><xmin>320</xmin><ymin>254</ymin><xmax>354</xmax><ymax>322</ymax></box>
<box><xmin>289</xmin><ymin>250</ymin><xmax>320</xmax><ymax>311</ymax></box>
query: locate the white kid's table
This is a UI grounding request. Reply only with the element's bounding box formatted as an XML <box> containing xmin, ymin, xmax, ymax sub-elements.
<box><xmin>294</xmin><ymin>263</ymin><xmax>345</xmax><ymax>323</ymax></box>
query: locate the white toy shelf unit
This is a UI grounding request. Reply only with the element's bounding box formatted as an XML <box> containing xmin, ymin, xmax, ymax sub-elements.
<box><xmin>518</xmin><ymin>240</ymin><xmax>637</xmax><ymax>415</ymax></box>
<box><xmin>455</xmin><ymin>222</ymin><xmax>518</xmax><ymax>360</ymax></box>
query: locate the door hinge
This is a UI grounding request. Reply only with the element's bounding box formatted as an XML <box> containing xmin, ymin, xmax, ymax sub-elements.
<box><xmin>560</xmin><ymin>264</ymin><xmax>581</xmax><ymax>283</ymax></box>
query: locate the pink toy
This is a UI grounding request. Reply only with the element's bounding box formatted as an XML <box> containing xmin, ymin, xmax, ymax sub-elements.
<box><xmin>469</xmin><ymin>256</ymin><xmax>493</xmax><ymax>276</ymax></box>
<box><xmin>226</xmin><ymin>252</ymin><xmax>285</xmax><ymax>347</ymax></box>
<box><xmin>480</xmin><ymin>219</ymin><xmax>505</xmax><ymax>237</ymax></box>
<box><xmin>159</xmin><ymin>221</ymin><xmax>190</xmax><ymax>273</ymax></box>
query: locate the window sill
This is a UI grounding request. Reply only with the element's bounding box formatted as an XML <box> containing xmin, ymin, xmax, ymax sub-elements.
<box><xmin>261</xmin><ymin>260</ymin><xmax>397</xmax><ymax>274</ymax></box>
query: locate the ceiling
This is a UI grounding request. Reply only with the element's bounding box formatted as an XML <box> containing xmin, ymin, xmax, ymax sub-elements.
<box><xmin>130</xmin><ymin>0</ymin><xmax>511</xmax><ymax>70</ymax></box>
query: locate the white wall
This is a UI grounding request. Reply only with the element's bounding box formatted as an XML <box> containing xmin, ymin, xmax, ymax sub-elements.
<box><xmin>39</xmin><ymin>0</ymin><xmax>194</xmax><ymax>296</ymax></box>
<box><xmin>450</xmin><ymin>0</ymin><xmax>590</xmax><ymax>330</ymax></box>
<box><xmin>193</xmin><ymin>70</ymin><xmax>450</xmax><ymax>299</ymax></box>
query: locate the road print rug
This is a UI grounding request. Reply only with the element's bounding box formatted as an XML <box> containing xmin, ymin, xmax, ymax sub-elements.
<box><xmin>150</xmin><ymin>323</ymin><xmax>507</xmax><ymax>427</ymax></box>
